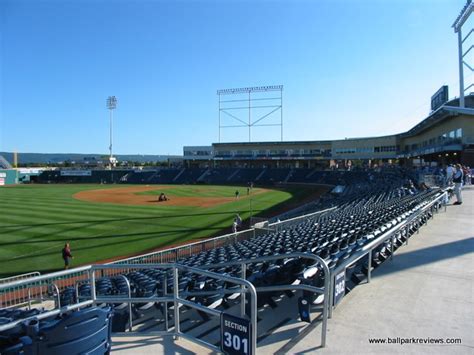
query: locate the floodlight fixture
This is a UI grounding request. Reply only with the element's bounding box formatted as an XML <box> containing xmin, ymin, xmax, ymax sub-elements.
<box><xmin>217</xmin><ymin>85</ymin><xmax>283</xmax><ymax>142</ymax></box>
<box><xmin>107</xmin><ymin>96</ymin><xmax>117</xmax><ymax>110</ymax></box>
<box><xmin>453</xmin><ymin>0</ymin><xmax>474</xmax><ymax>107</ymax></box>
<box><xmin>217</xmin><ymin>85</ymin><xmax>283</xmax><ymax>95</ymax></box>
<box><xmin>452</xmin><ymin>0</ymin><xmax>473</xmax><ymax>32</ymax></box>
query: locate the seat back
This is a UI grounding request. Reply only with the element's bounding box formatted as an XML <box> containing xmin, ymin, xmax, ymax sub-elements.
<box><xmin>36</xmin><ymin>306</ymin><xmax>112</xmax><ymax>355</ymax></box>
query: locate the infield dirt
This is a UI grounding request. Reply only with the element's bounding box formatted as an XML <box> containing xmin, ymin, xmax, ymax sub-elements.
<box><xmin>73</xmin><ymin>185</ymin><xmax>266</xmax><ymax>208</ymax></box>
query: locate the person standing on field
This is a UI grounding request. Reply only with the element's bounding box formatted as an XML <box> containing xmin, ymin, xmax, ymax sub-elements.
<box><xmin>62</xmin><ymin>243</ymin><xmax>74</xmax><ymax>269</ymax></box>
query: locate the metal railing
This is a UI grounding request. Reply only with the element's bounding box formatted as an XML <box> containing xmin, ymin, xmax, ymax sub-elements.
<box><xmin>268</xmin><ymin>206</ymin><xmax>337</xmax><ymax>232</ymax></box>
<box><xmin>109</xmin><ymin>207</ymin><xmax>336</xmax><ymax>266</ymax></box>
<box><xmin>0</xmin><ymin>268</ymin><xmax>89</xmax><ymax>309</ymax></box>
<box><xmin>419</xmin><ymin>173</ymin><xmax>446</xmax><ymax>187</ymax></box>
<box><xmin>0</xmin><ymin>272</ymin><xmax>41</xmax><ymax>285</ymax></box>
<box><xmin>0</xmin><ymin>272</ymin><xmax>41</xmax><ymax>309</ymax></box>
<box><xmin>327</xmin><ymin>190</ymin><xmax>448</xmax><ymax>317</ymax></box>
<box><xmin>109</xmin><ymin>228</ymin><xmax>259</xmax><ymax>265</ymax></box>
<box><xmin>0</xmin><ymin>189</ymin><xmax>449</xmax><ymax>352</ymax></box>
<box><xmin>195</xmin><ymin>252</ymin><xmax>331</xmax><ymax>348</ymax></box>
<box><xmin>0</xmin><ymin>254</ymin><xmax>330</xmax><ymax>351</ymax></box>
<box><xmin>0</xmin><ymin>263</ymin><xmax>258</xmax><ymax>354</ymax></box>
<box><xmin>0</xmin><ymin>206</ymin><xmax>333</xmax><ymax>308</ymax></box>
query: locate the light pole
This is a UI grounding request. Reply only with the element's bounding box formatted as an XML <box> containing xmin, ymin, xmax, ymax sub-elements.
<box><xmin>106</xmin><ymin>96</ymin><xmax>117</xmax><ymax>169</ymax></box>
<box><xmin>452</xmin><ymin>0</ymin><xmax>474</xmax><ymax>108</ymax></box>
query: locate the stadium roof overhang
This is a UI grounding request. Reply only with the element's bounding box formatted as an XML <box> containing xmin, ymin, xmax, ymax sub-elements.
<box><xmin>400</xmin><ymin>103</ymin><xmax>474</xmax><ymax>139</ymax></box>
<box><xmin>443</xmin><ymin>105</ymin><xmax>474</xmax><ymax>116</ymax></box>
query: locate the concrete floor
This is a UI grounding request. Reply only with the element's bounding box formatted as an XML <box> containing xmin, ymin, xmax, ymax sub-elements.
<box><xmin>112</xmin><ymin>187</ymin><xmax>474</xmax><ymax>354</ymax></box>
<box><xmin>112</xmin><ymin>333</ymin><xmax>213</xmax><ymax>354</ymax></box>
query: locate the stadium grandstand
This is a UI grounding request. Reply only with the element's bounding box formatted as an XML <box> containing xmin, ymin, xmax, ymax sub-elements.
<box><xmin>1</xmin><ymin>137</ymin><xmax>472</xmax><ymax>344</ymax></box>
<box><xmin>184</xmin><ymin>95</ymin><xmax>474</xmax><ymax>170</ymax></box>
<box><xmin>0</xmin><ymin>160</ymin><xmax>468</xmax><ymax>353</ymax></box>
<box><xmin>1</xmin><ymin>2</ymin><xmax>473</xmax><ymax>354</ymax></box>
<box><xmin>2</xmin><ymin>74</ymin><xmax>474</xmax><ymax>355</ymax></box>
<box><xmin>33</xmin><ymin>94</ymin><xmax>474</xmax><ymax>190</ymax></box>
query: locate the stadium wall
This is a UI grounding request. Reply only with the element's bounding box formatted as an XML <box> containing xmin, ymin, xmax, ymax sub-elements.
<box><xmin>0</xmin><ymin>170</ymin><xmax>18</xmax><ymax>186</ymax></box>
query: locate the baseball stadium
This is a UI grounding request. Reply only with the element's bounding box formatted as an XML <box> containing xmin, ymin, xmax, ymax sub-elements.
<box><xmin>1</xmin><ymin>1</ymin><xmax>473</xmax><ymax>355</ymax></box>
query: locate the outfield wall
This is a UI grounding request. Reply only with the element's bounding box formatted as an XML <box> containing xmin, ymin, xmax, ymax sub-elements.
<box><xmin>0</xmin><ymin>170</ymin><xmax>18</xmax><ymax>186</ymax></box>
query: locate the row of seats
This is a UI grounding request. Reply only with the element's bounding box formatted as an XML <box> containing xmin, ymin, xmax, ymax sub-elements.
<box><xmin>38</xmin><ymin>170</ymin><xmax>130</xmax><ymax>184</ymax></box>
<box><xmin>3</xmin><ymin>170</ymin><xmax>441</xmax><ymax>347</ymax></box>
<box><xmin>38</xmin><ymin>166</ymin><xmax>418</xmax><ymax>186</ymax></box>
<box><xmin>0</xmin><ymin>306</ymin><xmax>113</xmax><ymax>355</ymax></box>
<box><xmin>51</xmin><ymin>186</ymin><xmax>441</xmax><ymax>331</ymax></box>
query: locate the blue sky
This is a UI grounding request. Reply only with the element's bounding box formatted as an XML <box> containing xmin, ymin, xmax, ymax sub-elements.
<box><xmin>0</xmin><ymin>0</ymin><xmax>469</xmax><ymax>155</ymax></box>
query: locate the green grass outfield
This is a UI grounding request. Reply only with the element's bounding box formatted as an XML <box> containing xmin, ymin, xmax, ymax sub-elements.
<box><xmin>0</xmin><ymin>184</ymin><xmax>321</xmax><ymax>277</ymax></box>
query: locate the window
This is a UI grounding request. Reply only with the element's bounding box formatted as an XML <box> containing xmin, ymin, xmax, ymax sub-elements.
<box><xmin>335</xmin><ymin>148</ymin><xmax>356</xmax><ymax>154</ymax></box>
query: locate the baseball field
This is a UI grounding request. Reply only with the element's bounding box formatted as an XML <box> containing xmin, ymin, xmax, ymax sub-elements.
<box><xmin>0</xmin><ymin>184</ymin><xmax>327</xmax><ymax>277</ymax></box>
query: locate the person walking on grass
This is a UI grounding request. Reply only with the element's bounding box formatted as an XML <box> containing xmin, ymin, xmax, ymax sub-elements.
<box><xmin>62</xmin><ymin>243</ymin><xmax>74</xmax><ymax>269</ymax></box>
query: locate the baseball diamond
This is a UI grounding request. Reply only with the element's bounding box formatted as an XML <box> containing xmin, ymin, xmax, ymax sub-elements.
<box><xmin>0</xmin><ymin>184</ymin><xmax>327</xmax><ymax>277</ymax></box>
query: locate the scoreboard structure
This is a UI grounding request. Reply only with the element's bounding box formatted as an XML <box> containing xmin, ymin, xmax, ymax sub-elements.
<box><xmin>431</xmin><ymin>85</ymin><xmax>449</xmax><ymax>111</ymax></box>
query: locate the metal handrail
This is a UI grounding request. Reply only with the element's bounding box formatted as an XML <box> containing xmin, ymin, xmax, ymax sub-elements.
<box><xmin>0</xmin><ymin>272</ymin><xmax>41</xmax><ymax>284</ymax></box>
<box><xmin>90</xmin><ymin>263</ymin><xmax>258</xmax><ymax>354</ymax></box>
<box><xmin>0</xmin><ymin>262</ymin><xmax>258</xmax><ymax>353</ymax></box>
<box><xmin>328</xmin><ymin>190</ymin><xmax>447</xmax><ymax>316</ymax></box>
<box><xmin>0</xmin><ymin>265</ymin><xmax>92</xmax><ymax>291</ymax></box>
<box><xmin>109</xmin><ymin>207</ymin><xmax>336</xmax><ymax>267</ymax></box>
<box><xmin>109</xmin><ymin>228</ymin><xmax>256</xmax><ymax>265</ymax></box>
<box><xmin>192</xmin><ymin>252</ymin><xmax>330</xmax><ymax>348</ymax></box>
<box><xmin>0</xmin><ymin>189</ymin><xmax>448</xmax><ymax>350</ymax></box>
<box><xmin>0</xmin><ymin>300</ymin><xmax>94</xmax><ymax>332</ymax></box>
<box><xmin>268</xmin><ymin>206</ymin><xmax>337</xmax><ymax>229</ymax></box>
<box><xmin>0</xmin><ymin>200</ymin><xmax>338</xmax><ymax>309</ymax></box>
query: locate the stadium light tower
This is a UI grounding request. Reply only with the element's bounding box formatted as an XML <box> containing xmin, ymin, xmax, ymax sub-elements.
<box><xmin>452</xmin><ymin>0</ymin><xmax>474</xmax><ymax>108</ymax></box>
<box><xmin>217</xmin><ymin>85</ymin><xmax>283</xmax><ymax>142</ymax></box>
<box><xmin>106</xmin><ymin>96</ymin><xmax>118</xmax><ymax>168</ymax></box>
